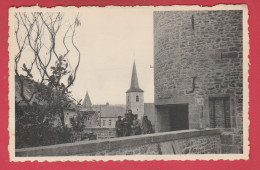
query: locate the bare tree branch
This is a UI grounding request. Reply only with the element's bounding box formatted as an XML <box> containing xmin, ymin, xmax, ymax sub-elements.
<box><xmin>15</xmin><ymin>12</ymin><xmax>81</xmax><ymax>132</ymax></box>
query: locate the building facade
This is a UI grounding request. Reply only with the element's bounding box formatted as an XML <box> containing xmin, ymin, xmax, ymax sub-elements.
<box><xmin>126</xmin><ymin>61</ymin><xmax>144</xmax><ymax>118</ymax></box>
<box><xmin>154</xmin><ymin>11</ymin><xmax>243</xmax><ymax>152</ymax></box>
<box><xmin>79</xmin><ymin>91</ymin><xmax>99</xmax><ymax>128</ymax></box>
<box><xmin>93</xmin><ymin>103</ymin><xmax>125</xmax><ymax>128</ymax></box>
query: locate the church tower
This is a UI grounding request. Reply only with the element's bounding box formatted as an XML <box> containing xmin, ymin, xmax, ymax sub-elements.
<box><xmin>126</xmin><ymin>61</ymin><xmax>144</xmax><ymax>118</ymax></box>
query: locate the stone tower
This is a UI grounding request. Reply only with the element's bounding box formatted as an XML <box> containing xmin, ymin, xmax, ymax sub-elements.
<box><xmin>153</xmin><ymin>11</ymin><xmax>243</xmax><ymax>153</ymax></box>
<box><xmin>126</xmin><ymin>61</ymin><xmax>144</xmax><ymax>118</ymax></box>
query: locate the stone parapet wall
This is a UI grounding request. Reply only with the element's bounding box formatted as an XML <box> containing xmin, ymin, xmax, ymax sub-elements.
<box><xmin>16</xmin><ymin>129</ymin><xmax>221</xmax><ymax>156</ymax></box>
<box><xmin>81</xmin><ymin>134</ymin><xmax>220</xmax><ymax>156</ymax></box>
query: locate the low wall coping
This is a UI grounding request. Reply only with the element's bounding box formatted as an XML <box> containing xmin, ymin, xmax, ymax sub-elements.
<box><xmin>15</xmin><ymin>128</ymin><xmax>220</xmax><ymax>157</ymax></box>
<box><xmin>85</xmin><ymin>127</ymin><xmax>116</xmax><ymax>130</ymax></box>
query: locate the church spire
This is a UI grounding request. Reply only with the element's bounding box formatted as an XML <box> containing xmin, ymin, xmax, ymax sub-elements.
<box><xmin>82</xmin><ymin>91</ymin><xmax>93</xmax><ymax>111</ymax></box>
<box><xmin>126</xmin><ymin>61</ymin><xmax>144</xmax><ymax>93</ymax></box>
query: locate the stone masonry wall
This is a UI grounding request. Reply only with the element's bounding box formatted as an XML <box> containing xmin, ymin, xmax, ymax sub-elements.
<box><xmin>84</xmin><ymin>128</ymin><xmax>116</xmax><ymax>140</ymax></box>
<box><xmin>15</xmin><ymin>129</ymin><xmax>221</xmax><ymax>156</ymax></box>
<box><xmin>154</xmin><ymin>11</ymin><xmax>243</xmax><ymax>152</ymax></box>
<box><xmin>80</xmin><ymin>134</ymin><xmax>220</xmax><ymax>156</ymax></box>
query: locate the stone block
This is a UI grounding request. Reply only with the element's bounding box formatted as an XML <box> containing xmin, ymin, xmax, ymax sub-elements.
<box><xmin>159</xmin><ymin>142</ymin><xmax>175</xmax><ymax>155</ymax></box>
<box><xmin>220</xmin><ymin>133</ymin><xmax>233</xmax><ymax>145</ymax></box>
<box><xmin>221</xmin><ymin>145</ymin><xmax>240</xmax><ymax>154</ymax></box>
<box><xmin>222</xmin><ymin>52</ymin><xmax>238</xmax><ymax>59</ymax></box>
<box><xmin>108</xmin><ymin>135</ymin><xmax>153</xmax><ymax>150</ymax></box>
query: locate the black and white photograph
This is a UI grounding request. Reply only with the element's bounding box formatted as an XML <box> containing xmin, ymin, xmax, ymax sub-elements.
<box><xmin>9</xmin><ymin>5</ymin><xmax>249</xmax><ymax>161</ymax></box>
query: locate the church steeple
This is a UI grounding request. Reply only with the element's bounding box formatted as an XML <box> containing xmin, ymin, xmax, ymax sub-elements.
<box><xmin>126</xmin><ymin>61</ymin><xmax>144</xmax><ymax>93</ymax></box>
<box><xmin>126</xmin><ymin>61</ymin><xmax>144</xmax><ymax>118</ymax></box>
<box><xmin>82</xmin><ymin>91</ymin><xmax>93</xmax><ymax>111</ymax></box>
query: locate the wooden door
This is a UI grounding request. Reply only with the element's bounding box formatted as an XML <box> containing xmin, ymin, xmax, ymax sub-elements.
<box><xmin>209</xmin><ymin>97</ymin><xmax>231</xmax><ymax>128</ymax></box>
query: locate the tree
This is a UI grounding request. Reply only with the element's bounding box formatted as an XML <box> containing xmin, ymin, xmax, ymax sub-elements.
<box><xmin>14</xmin><ymin>12</ymin><xmax>81</xmax><ymax>148</ymax></box>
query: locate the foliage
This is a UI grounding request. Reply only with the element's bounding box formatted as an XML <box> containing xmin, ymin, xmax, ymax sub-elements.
<box><xmin>69</xmin><ymin>114</ymin><xmax>86</xmax><ymax>142</ymax></box>
<box><xmin>14</xmin><ymin>12</ymin><xmax>82</xmax><ymax>148</ymax></box>
<box><xmin>15</xmin><ymin>102</ymin><xmax>72</xmax><ymax>148</ymax></box>
<box><xmin>70</xmin><ymin>114</ymin><xmax>85</xmax><ymax>133</ymax></box>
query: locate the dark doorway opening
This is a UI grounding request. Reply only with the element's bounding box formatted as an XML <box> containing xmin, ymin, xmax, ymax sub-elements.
<box><xmin>168</xmin><ymin>104</ymin><xmax>189</xmax><ymax>131</ymax></box>
<box><xmin>156</xmin><ymin>104</ymin><xmax>189</xmax><ymax>132</ymax></box>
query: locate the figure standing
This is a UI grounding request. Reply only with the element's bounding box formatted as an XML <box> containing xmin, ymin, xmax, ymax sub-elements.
<box><xmin>122</xmin><ymin>113</ymin><xmax>131</xmax><ymax>136</ymax></box>
<box><xmin>115</xmin><ymin>116</ymin><xmax>123</xmax><ymax>137</ymax></box>
<box><xmin>141</xmin><ymin>116</ymin><xmax>153</xmax><ymax>134</ymax></box>
<box><xmin>127</xmin><ymin>109</ymin><xmax>134</xmax><ymax>125</ymax></box>
<box><xmin>131</xmin><ymin>114</ymin><xmax>141</xmax><ymax>135</ymax></box>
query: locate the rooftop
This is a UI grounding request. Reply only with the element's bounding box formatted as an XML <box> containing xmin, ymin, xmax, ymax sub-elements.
<box><xmin>126</xmin><ymin>61</ymin><xmax>144</xmax><ymax>93</ymax></box>
<box><xmin>92</xmin><ymin>103</ymin><xmax>126</xmax><ymax>118</ymax></box>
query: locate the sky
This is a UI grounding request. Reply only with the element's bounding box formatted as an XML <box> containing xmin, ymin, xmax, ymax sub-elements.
<box><xmin>11</xmin><ymin>8</ymin><xmax>154</xmax><ymax>105</ymax></box>
<box><xmin>12</xmin><ymin>6</ymin><xmax>245</xmax><ymax>105</ymax></box>
<box><xmin>70</xmin><ymin>9</ymin><xmax>154</xmax><ymax>105</ymax></box>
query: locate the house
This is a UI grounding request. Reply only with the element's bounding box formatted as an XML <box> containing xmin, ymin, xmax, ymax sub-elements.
<box><xmin>93</xmin><ymin>103</ymin><xmax>125</xmax><ymax>128</ymax></box>
<box><xmin>15</xmin><ymin>76</ymin><xmax>45</xmax><ymax>106</ymax></box>
<box><xmin>78</xmin><ymin>91</ymin><xmax>99</xmax><ymax>128</ymax></box>
<box><xmin>15</xmin><ymin>75</ymin><xmax>80</xmax><ymax>128</ymax></box>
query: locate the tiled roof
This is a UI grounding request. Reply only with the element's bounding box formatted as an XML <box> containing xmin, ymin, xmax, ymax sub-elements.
<box><xmin>15</xmin><ymin>76</ymin><xmax>74</xmax><ymax>108</ymax></box>
<box><xmin>15</xmin><ymin>76</ymin><xmax>46</xmax><ymax>106</ymax></box>
<box><xmin>92</xmin><ymin>104</ymin><xmax>126</xmax><ymax>118</ymax></box>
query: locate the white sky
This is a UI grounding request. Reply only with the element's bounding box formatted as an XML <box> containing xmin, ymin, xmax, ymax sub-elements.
<box><xmin>70</xmin><ymin>9</ymin><xmax>154</xmax><ymax>105</ymax></box>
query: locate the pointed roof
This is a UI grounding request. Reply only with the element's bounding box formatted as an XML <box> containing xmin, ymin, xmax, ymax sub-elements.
<box><xmin>82</xmin><ymin>91</ymin><xmax>93</xmax><ymax>111</ymax></box>
<box><xmin>126</xmin><ymin>61</ymin><xmax>144</xmax><ymax>93</ymax></box>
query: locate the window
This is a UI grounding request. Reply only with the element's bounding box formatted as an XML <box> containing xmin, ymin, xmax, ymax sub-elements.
<box><xmin>103</xmin><ymin>120</ymin><xmax>106</xmax><ymax>126</ymax></box>
<box><xmin>128</xmin><ymin>96</ymin><xmax>130</xmax><ymax>102</ymax></box>
<box><xmin>136</xmin><ymin>95</ymin><xmax>139</xmax><ymax>102</ymax></box>
<box><xmin>109</xmin><ymin>120</ymin><xmax>112</xmax><ymax>126</ymax></box>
